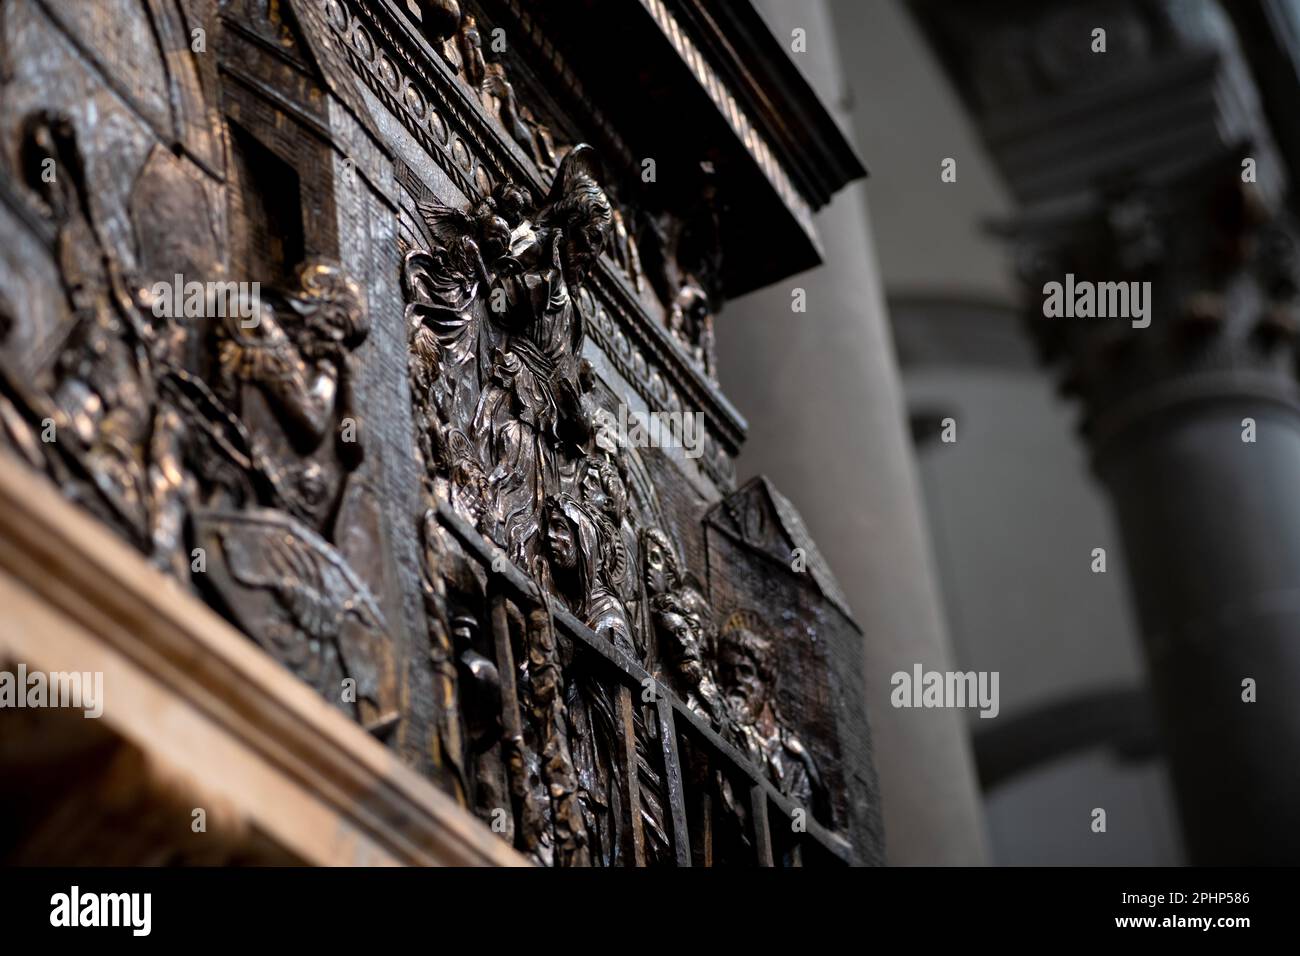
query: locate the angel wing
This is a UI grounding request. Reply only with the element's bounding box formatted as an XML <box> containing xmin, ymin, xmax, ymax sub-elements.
<box><xmin>218</xmin><ymin>509</ymin><xmax>386</xmax><ymax>640</ymax></box>
<box><xmin>415</xmin><ymin>197</ymin><xmax>476</xmax><ymax>248</ymax></box>
<box><xmin>545</xmin><ymin>143</ymin><xmax>604</xmax><ymax>209</ymax></box>
<box><xmin>207</xmin><ymin>508</ymin><xmax>398</xmax><ymax>731</ymax></box>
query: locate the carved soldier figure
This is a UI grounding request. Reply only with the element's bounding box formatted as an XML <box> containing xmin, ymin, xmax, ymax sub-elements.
<box><xmin>539</xmin><ymin>489</ymin><xmax>639</xmax><ymax>865</ymax></box>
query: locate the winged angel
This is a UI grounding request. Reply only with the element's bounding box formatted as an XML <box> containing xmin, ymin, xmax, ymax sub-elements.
<box><xmin>403</xmin><ymin>145</ymin><xmax>613</xmax><ymax>565</ymax></box>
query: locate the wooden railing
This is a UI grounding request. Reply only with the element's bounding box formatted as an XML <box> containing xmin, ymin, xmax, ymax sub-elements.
<box><xmin>437</xmin><ymin>503</ymin><xmax>856</xmax><ymax>866</ymax></box>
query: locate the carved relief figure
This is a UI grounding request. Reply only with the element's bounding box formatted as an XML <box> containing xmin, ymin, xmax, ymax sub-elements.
<box><xmin>403</xmin><ymin>145</ymin><xmax>635</xmax><ymax>863</ymax></box>
<box><xmin>640</xmin><ymin>527</ymin><xmax>724</xmax><ymax>725</ymax></box>
<box><xmin>470</xmin><ymin>145</ymin><xmax>612</xmax><ymax>563</ymax></box>
<box><xmin>1</xmin><ymin>108</ymin><xmax>399</xmax><ymax>735</ymax></box>
<box><xmin>3</xmin><ymin>112</ymin><xmax>165</xmax><ymax>561</ymax></box>
<box><xmin>210</xmin><ymin>261</ymin><xmax>368</xmax><ymax>525</ymax></box>
<box><xmin>416</xmin><ymin>0</ymin><xmax>463</xmax><ymax>42</ymax></box>
<box><xmin>640</xmin><ymin>162</ymin><xmax>724</xmax><ymax>379</ymax></box>
<box><xmin>718</xmin><ymin>611</ymin><xmax>828</xmax><ymax>821</ymax></box>
<box><xmin>577</xmin><ymin>454</ymin><xmax>638</xmax><ymax>608</ymax></box>
<box><xmin>543</xmin><ymin>493</ymin><xmax>635</xmax><ymax>655</ymax></box>
<box><xmin>537</xmin><ymin>491</ymin><xmax>623</xmax><ymax>864</ymax></box>
<box><xmin>456</xmin><ymin>14</ymin><xmax>486</xmax><ymax>90</ymax></box>
<box><xmin>668</xmin><ymin>277</ymin><xmax>716</xmax><ymax>379</ymax></box>
<box><xmin>194</xmin><ymin>259</ymin><xmax>400</xmax><ymax>734</ymax></box>
<box><xmin>609</xmin><ymin>205</ymin><xmax>645</xmax><ymax>294</ymax></box>
<box><xmin>428</xmin><ymin>4</ymin><xmax>647</xmax><ymax>291</ymax></box>
<box><xmin>397</xmin><ymin>128</ymin><xmax>847</xmax><ymax>860</ymax></box>
<box><xmin>484</xmin><ymin>64</ymin><xmax>560</xmax><ymax>172</ymax></box>
<box><xmin>404</xmin><ymin>179</ymin><xmax>530</xmax><ymax>532</ymax></box>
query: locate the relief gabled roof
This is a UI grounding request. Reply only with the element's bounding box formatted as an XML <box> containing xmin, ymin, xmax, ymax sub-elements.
<box><xmin>705</xmin><ymin>476</ymin><xmax>859</xmax><ymax>628</ymax></box>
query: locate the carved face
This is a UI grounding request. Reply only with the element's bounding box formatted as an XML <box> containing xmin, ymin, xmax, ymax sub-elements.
<box><xmin>671</xmin><ymin>282</ymin><xmax>709</xmax><ymax>339</ymax></box>
<box><xmin>478</xmin><ymin>213</ymin><xmax>511</xmax><ymax>261</ymax></box>
<box><xmin>659</xmin><ymin>605</ymin><xmax>703</xmax><ymax>669</ymax></box>
<box><xmin>668</xmin><ymin>303</ymin><xmax>685</xmax><ymax>335</ymax></box>
<box><xmin>641</xmin><ymin>531</ymin><xmax>671</xmax><ymax>596</ymax></box>
<box><xmin>719</xmin><ymin>629</ymin><xmax>769</xmax><ymax>720</ymax></box>
<box><xmin>579</xmin><ymin>467</ymin><xmax>607</xmax><ymax>516</ymax></box>
<box><xmin>554</xmin><ymin>182</ymin><xmax>612</xmax><ymax>285</ymax></box>
<box><xmin>293</xmin><ymin>260</ymin><xmax>369</xmax><ymax>349</ymax></box>
<box><xmin>492</xmin><ymin>183</ymin><xmax>530</xmax><ymax>228</ymax></box>
<box><xmin>545</xmin><ymin>507</ymin><xmax>578</xmax><ymax>571</ymax></box>
<box><xmin>564</xmin><ymin>220</ymin><xmax>606</xmax><ymax>280</ymax></box>
<box><xmin>579</xmin><ymin>460</ymin><xmax>625</xmax><ymax>527</ymax></box>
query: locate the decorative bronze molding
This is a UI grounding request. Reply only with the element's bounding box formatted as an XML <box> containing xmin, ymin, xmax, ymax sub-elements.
<box><xmin>322</xmin><ymin>0</ymin><xmax>746</xmax><ymax>477</ymax></box>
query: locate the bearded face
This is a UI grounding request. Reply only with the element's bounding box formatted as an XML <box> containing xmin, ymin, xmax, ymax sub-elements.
<box><xmin>562</xmin><ymin>219</ymin><xmax>607</xmax><ymax>285</ymax></box>
<box><xmin>552</xmin><ymin>182</ymin><xmax>611</xmax><ymax>285</ymax></box>
<box><xmin>719</xmin><ymin>631</ymin><xmax>768</xmax><ymax>722</ymax></box>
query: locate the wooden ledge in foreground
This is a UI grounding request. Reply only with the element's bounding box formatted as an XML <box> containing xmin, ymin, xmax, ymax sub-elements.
<box><xmin>0</xmin><ymin>453</ymin><xmax>525</xmax><ymax>867</ymax></box>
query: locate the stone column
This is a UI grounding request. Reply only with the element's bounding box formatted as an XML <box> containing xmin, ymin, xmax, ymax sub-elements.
<box><xmin>1017</xmin><ymin>157</ymin><xmax>1300</xmax><ymax>863</ymax></box>
<box><xmin>717</xmin><ymin>0</ymin><xmax>989</xmax><ymax>865</ymax></box>
<box><xmin>1098</xmin><ymin>390</ymin><xmax>1300</xmax><ymax>863</ymax></box>
<box><xmin>913</xmin><ymin>0</ymin><xmax>1300</xmax><ymax>864</ymax></box>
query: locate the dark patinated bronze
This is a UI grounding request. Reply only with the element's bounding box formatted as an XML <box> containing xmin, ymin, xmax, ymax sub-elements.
<box><xmin>0</xmin><ymin>0</ymin><xmax>879</xmax><ymax>866</ymax></box>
